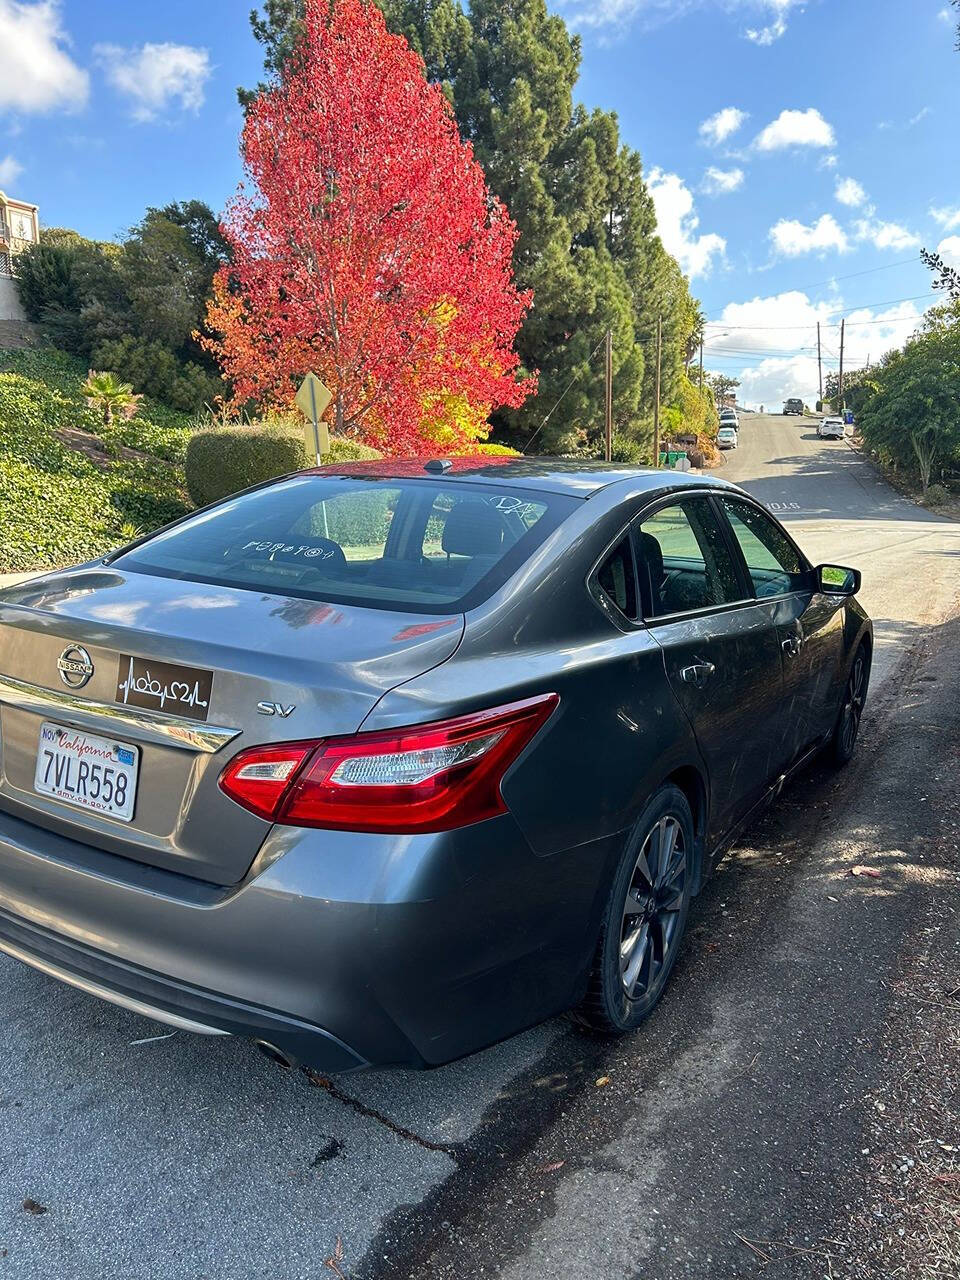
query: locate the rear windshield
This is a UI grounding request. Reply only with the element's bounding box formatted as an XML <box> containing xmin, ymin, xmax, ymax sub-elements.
<box><xmin>113</xmin><ymin>475</ymin><xmax>578</xmax><ymax>613</ymax></box>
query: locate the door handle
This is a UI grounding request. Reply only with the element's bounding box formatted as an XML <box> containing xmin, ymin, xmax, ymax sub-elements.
<box><xmin>781</xmin><ymin>635</ymin><xmax>802</xmax><ymax>658</ymax></box>
<box><xmin>680</xmin><ymin>661</ymin><xmax>715</xmax><ymax>687</ymax></box>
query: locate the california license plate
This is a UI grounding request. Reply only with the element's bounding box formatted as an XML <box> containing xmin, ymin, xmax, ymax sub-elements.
<box><xmin>34</xmin><ymin>722</ymin><xmax>139</xmax><ymax>823</ymax></box>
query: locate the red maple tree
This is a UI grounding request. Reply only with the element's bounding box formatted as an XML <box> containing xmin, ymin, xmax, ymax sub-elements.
<box><xmin>202</xmin><ymin>0</ymin><xmax>534</xmax><ymax>454</ymax></box>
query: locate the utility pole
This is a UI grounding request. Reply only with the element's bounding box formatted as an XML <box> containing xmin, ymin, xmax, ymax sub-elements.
<box><xmin>653</xmin><ymin>314</ymin><xmax>662</xmax><ymax>467</ymax></box>
<box><xmin>838</xmin><ymin>317</ymin><xmax>845</xmax><ymax>413</ymax></box>
<box><xmin>816</xmin><ymin>321</ymin><xmax>823</xmax><ymax>407</ymax></box>
<box><xmin>698</xmin><ymin>336</ymin><xmax>704</xmax><ymax>393</ymax></box>
<box><xmin>603</xmin><ymin>327</ymin><xmax>613</xmax><ymax>463</ymax></box>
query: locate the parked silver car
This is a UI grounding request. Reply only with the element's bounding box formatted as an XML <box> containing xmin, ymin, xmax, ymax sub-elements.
<box><xmin>0</xmin><ymin>459</ymin><xmax>871</xmax><ymax>1073</ymax></box>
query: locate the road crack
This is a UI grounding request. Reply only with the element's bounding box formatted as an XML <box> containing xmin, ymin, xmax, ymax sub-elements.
<box><xmin>303</xmin><ymin>1068</ymin><xmax>458</xmax><ymax>1158</ymax></box>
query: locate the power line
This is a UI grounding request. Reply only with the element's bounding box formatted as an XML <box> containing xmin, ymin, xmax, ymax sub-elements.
<box><xmin>702</xmin><ymin>254</ymin><xmax>923</xmax><ymax>320</ymax></box>
<box><xmin>703</xmin><ymin>291</ymin><xmax>938</xmax><ymax>330</ymax></box>
<box><xmin>523</xmin><ymin>333</ymin><xmax>608</xmax><ymax>454</ymax></box>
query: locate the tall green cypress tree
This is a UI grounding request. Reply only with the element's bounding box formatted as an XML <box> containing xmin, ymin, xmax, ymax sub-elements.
<box><xmin>241</xmin><ymin>0</ymin><xmax>698</xmax><ymax>453</ymax></box>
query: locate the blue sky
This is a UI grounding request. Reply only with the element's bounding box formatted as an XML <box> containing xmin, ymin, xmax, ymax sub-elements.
<box><xmin>1</xmin><ymin>0</ymin><xmax>958</xmax><ymax>407</ymax></box>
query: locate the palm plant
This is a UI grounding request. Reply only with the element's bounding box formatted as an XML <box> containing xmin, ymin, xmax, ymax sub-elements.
<box><xmin>81</xmin><ymin>370</ymin><xmax>142</xmax><ymax>427</ymax></box>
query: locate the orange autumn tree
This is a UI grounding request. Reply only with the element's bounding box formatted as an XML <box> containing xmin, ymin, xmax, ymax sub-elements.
<box><xmin>202</xmin><ymin>0</ymin><xmax>534</xmax><ymax>454</ymax></box>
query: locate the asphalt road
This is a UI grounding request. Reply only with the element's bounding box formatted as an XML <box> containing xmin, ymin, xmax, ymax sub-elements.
<box><xmin>2</xmin><ymin>417</ymin><xmax>959</xmax><ymax>1279</ymax></box>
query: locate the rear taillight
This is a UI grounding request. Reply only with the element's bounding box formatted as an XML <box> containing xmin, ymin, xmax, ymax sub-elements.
<box><xmin>218</xmin><ymin>743</ymin><xmax>315</xmax><ymax>819</ymax></box>
<box><xmin>219</xmin><ymin>693</ymin><xmax>559</xmax><ymax>833</ymax></box>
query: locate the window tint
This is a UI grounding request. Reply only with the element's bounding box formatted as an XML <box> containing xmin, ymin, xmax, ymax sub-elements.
<box><xmin>595</xmin><ymin>537</ymin><xmax>637</xmax><ymax>620</ymax></box>
<box><xmin>636</xmin><ymin>499</ymin><xmax>743</xmax><ymax>618</ymax></box>
<box><xmin>114</xmin><ymin>476</ymin><xmax>575</xmax><ymax>614</ymax></box>
<box><xmin>719</xmin><ymin>498</ymin><xmax>807</xmax><ymax>598</ymax></box>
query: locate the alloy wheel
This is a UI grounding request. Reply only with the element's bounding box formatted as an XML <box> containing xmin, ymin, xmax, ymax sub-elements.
<box><xmin>840</xmin><ymin>652</ymin><xmax>867</xmax><ymax>757</ymax></box>
<box><xmin>619</xmin><ymin>815</ymin><xmax>688</xmax><ymax>1000</ymax></box>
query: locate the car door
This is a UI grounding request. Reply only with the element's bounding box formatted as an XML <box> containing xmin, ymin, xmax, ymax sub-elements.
<box><xmin>716</xmin><ymin>495</ymin><xmax>846</xmax><ymax>764</ymax></box>
<box><xmin>634</xmin><ymin>496</ymin><xmax>790</xmax><ymax>846</ymax></box>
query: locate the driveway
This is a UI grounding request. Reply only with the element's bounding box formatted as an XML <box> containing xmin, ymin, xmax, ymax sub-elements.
<box><xmin>2</xmin><ymin>419</ymin><xmax>959</xmax><ymax>1279</ymax></box>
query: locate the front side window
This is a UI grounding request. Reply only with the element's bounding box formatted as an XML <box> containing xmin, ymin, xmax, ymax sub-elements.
<box><xmin>636</xmin><ymin>499</ymin><xmax>743</xmax><ymax>619</ymax></box>
<box><xmin>113</xmin><ymin>476</ymin><xmax>576</xmax><ymax>614</ymax></box>
<box><xmin>719</xmin><ymin>497</ymin><xmax>807</xmax><ymax>598</ymax></box>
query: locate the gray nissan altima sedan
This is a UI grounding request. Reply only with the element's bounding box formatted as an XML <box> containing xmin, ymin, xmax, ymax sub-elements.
<box><xmin>0</xmin><ymin>459</ymin><xmax>871</xmax><ymax>1072</ymax></box>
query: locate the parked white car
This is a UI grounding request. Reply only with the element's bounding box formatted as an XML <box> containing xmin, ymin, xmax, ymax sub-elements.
<box><xmin>818</xmin><ymin>417</ymin><xmax>845</xmax><ymax>440</ymax></box>
<box><xmin>719</xmin><ymin>409</ymin><xmax>739</xmax><ymax>429</ymax></box>
<box><xmin>717</xmin><ymin>426</ymin><xmax>739</xmax><ymax>449</ymax></box>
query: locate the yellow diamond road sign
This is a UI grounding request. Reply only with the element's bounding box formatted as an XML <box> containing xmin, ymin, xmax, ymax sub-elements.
<box><xmin>295</xmin><ymin>373</ymin><xmax>333</xmax><ymax>463</ymax></box>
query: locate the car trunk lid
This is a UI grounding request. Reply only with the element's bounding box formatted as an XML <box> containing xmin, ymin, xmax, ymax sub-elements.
<box><xmin>0</xmin><ymin>567</ymin><xmax>463</xmax><ymax>884</ymax></box>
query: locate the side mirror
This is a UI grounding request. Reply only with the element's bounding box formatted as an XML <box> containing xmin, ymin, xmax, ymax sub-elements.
<box><xmin>816</xmin><ymin>564</ymin><xmax>860</xmax><ymax>596</ymax></box>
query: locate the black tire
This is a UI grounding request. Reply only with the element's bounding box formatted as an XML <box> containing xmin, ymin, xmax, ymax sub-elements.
<box><xmin>829</xmin><ymin>642</ymin><xmax>869</xmax><ymax>767</ymax></box>
<box><xmin>574</xmin><ymin>784</ymin><xmax>693</xmax><ymax>1033</ymax></box>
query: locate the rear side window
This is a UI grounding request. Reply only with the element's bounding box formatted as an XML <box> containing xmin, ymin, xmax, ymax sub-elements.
<box><xmin>719</xmin><ymin>497</ymin><xmax>807</xmax><ymax>598</ymax></box>
<box><xmin>636</xmin><ymin>499</ymin><xmax>743</xmax><ymax>619</ymax></box>
<box><xmin>594</xmin><ymin>537</ymin><xmax>638</xmax><ymax>621</ymax></box>
<box><xmin>114</xmin><ymin>476</ymin><xmax>577</xmax><ymax>614</ymax></box>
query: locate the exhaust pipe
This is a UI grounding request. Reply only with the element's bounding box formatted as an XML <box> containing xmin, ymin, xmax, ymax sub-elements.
<box><xmin>253</xmin><ymin>1038</ymin><xmax>296</xmax><ymax>1070</ymax></box>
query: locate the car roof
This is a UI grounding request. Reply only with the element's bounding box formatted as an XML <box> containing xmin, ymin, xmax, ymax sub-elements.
<box><xmin>308</xmin><ymin>455</ymin><xmax>733</xmax><ymax>499</ymax></box>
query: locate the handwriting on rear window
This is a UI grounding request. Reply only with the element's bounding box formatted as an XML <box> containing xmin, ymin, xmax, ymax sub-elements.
<box><xmin>241</xmin><ymin>540</ymin><xmax>339</xmax><ymax>559</ymax></box>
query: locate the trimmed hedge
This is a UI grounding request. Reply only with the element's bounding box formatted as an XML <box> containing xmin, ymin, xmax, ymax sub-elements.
<box><xmin>184</xmin><ymin>422</ymin><xmax>381</xmax><ymax>507</ymax></box>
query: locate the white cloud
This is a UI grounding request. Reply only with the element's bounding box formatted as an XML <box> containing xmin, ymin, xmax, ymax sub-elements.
<box><xmin>0</xmin><ymin>0</ymin><xmax>88</xmax><ymax>114</ymax></box>
<box><xmin>648</xmin><ymin>167</ymin><xmax>726</xmax><ymax>279</ymax></box>
<box><xmin>819</xmin><ymin>153</ymin><xmax>838</xmax><ymax>170</ymax></box>
<box><xmin>754</xmin><ymin>107</ymin><xmax>836</xmax><ymax>151</ymax></box>
<box><xmin>835</xmin><ymin>176</ymin><xmax>867</xmax><ymax>208</ymax></box>
<box><xmin>745</xmin><ymin>0</ymin><xmax>799</xmax><ymax>45</ymax></box>
<box><xmin>939</xmin><ymin>8</ymin><xmax>953</xmax><ymax>22</ymax></box>
<box><xmin>937</xmin><ymin>236</ymin><xmax>960</xmax><ymax>269</ymax></box>
<box><xmin>930</xmin><ymin>205</ymin><xmax>960</xmax><ymax>232</ymax></box>
<box><xmin>0</xmin><ymin>153</ymin><xmax>23</xmax><ymax>186</ymax></box>
<box><xmin>557</xmin><ymin>0</ymin><xmax>805</xmax><ymax>41</ymax></box>
<box><xmin>703</xmin><ymin>291</ymin><xmax>925</xmax><ymax>409</ymax></box>
<box><xmin>702</xmin><ymin>166</ymin><xmax>744</xmax><ymax>195</ymax></box>
<box><xmin>95</xmin><ymin>41</ymin><xmax>210</xmax><ymax>122</ymax></box>
<box><xmin>879</xmin><ymin>107</ymin><xmax>933</xmax><ymax>133</ymax></box>
<box><xmin>699</xmin><ymin>107</ymin><xmax>748</xmax><ymax>146</ymax></box>
<box><xmin>769</xmin><ymin>214</ymin><xmax>849</xmax><ymax>257</ymax></box>
<box><xmin>853</xmin><ymin>217</ymin><xmax>921</xmax><ymax>251</ymax></box>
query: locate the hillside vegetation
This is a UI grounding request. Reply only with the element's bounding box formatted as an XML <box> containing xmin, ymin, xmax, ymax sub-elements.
<box><xmin>0</xmin><ymin>347</ymin><xmax>191</xmax><ymax>572</ymax></box>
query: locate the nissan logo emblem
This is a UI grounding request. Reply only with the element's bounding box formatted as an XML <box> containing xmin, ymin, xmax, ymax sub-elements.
<box><xmin>57</xmin><ymin>645</ymin><xmax>94</xmax><ymax>690</ymax></box>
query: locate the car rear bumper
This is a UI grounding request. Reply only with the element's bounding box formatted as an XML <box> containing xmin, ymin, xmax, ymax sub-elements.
<box><xmin>0</xmin><ymin>804</ymin><xmax>617</xmax><ymax>1072</ymax></box>
<box><xmin>0</xmin><ymin>907</ymin><xmax>367</xmax><ymax>1070</ymax></box>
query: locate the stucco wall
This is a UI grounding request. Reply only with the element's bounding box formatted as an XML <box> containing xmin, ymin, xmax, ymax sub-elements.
<box><xmin>0</xmin><ymin>276</ymin><xmax>25</xmax><ymax>322</ymax></box>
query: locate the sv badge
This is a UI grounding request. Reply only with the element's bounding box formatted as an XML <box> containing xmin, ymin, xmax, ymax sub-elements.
<box><xmin>257</xmin><ymin>701</ymin><xmax>296</xmax><ymax>718</ymax></box>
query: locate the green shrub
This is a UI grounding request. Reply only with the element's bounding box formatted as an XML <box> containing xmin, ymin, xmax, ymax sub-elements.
<box><xmin>457</xmin><ymin>442</ymin><xmax>522</xmax><ymax>457</ymax></box>
<box><xmin>922</xmin><ymin>483</ymin><xmax>949</xmax><ymax>508</ymax></box>
<box><xmin>91</xmin><ymin>336</ymin><xmax>222</xmax><ymax>414</ymax></box>
<box><xmin>609</xmin><ymin>432</ymin><xmax>651</xmax><ymax>464</ymax></box>
<box><xmin>184</xmin><ymin>421</ymin><xmax>381</xmax><ymax>507</ymax></box>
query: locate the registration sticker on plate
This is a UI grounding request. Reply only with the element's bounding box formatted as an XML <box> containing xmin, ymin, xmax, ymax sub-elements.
<box><xmin>34</xmin><ymin>722</ymin><xmax>139</xmax><ymax>823</ymax></box>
